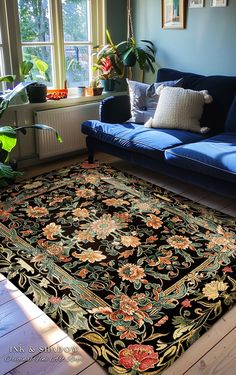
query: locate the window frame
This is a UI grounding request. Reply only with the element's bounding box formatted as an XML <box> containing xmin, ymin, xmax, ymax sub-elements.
<box><xmin>0</xmin><ymin>0</ymin><xmax>105</xmax><ymax>88</ymax></box>
<box><xmin>0</xmin><ymin>0</ymin><xmax>12</xmax><ymax>77</ymax></box>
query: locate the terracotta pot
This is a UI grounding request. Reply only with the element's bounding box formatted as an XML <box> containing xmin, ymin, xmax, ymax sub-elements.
<box><xmin>85</xmin><ymin>87</ymin><xmax>103</xmax><ymax>96</ymax></box>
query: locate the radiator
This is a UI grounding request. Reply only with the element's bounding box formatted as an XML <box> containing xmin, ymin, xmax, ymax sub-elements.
<box><xmin>35</xmin><ymin>103</ymin><xmax>99</xmax><ymax>159</ymax></box>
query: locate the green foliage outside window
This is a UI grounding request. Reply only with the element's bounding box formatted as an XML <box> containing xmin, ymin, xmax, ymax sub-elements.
<box><xmin>18</xmin><ymin>0</ymin><xmax>91</xmax><ymax>87</ymax></box>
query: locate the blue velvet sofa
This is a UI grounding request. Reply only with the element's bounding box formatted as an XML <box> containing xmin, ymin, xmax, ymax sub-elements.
<box><xmin>81</xmin><ymin>68</ymin><xmax>236</xmax><ymax>199</ymax></box>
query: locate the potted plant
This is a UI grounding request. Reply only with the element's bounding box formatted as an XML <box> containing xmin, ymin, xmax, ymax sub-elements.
<box><xmin>0</xmin><ymin>79</ymin><xmax>62</xmax><ymax>187</ymax></box>
<box><xmin>85</xmin><ymin>78</ymin><xmax>103</xmax><ymax>96</ymax></box>
<box><xmin>93</xmin><ymin>30</ymin><xmax>125</xmax><ymax>91</ymax></box>
<box><xmin>121</xmin><ymin>0</ymin><xmax>156</xmax><ymax>75</ymax></box>
<box><xmin>23</xmin><ymin>57</ymin><xmax>50</xmax><ymax>103</ymax></box>
<box><xmin>121</xmin><ymin>37</ymin><xmax>155</xmax><ymax>73</ymax></box>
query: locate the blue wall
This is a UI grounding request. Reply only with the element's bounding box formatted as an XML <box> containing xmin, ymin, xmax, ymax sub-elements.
<box><xmin>133</xmin><ymin>0</ymin><xmax>236</xmax><ymax>80</ymax></box>
<box><xmin>106</xmin><ymin>0</ymin><xmax>127</xmax><ymax>43</ymax></box>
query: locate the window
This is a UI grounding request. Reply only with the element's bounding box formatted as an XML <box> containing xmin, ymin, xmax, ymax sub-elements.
<box><xmin>0</xmin><ymin>0</ymin><xmax>105</xmax><ymax>89</ymax></box>
<box><xmin>18</xmin><ymin>0</ymin><xmax>54</xmax><ymax>86</ymax></box>
<box><xmin>62</xmin><ymin>0</ymin><xmax>90</xmax><ymax>87</ymax></box>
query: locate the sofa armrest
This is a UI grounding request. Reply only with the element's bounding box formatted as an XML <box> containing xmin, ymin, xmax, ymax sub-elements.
<box><xmin>99</xmin><ymin>95</ymin><xmax>131</xmax><ymax>123</ymax></box>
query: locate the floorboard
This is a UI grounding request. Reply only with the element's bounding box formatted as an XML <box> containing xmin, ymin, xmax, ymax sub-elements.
<box><xmin>184</xmin><ymin>327</ymin><xmax>236</xmax><ymax>375</ymax></box>
<box><xmin>0</xmin><ymin>279</ymin><xmax>22</xmax><ymax>307</ymax></box>
<box><xmin>7</xmin><ymin>336</ymin><xmax>94</xmax><ymax>375</ymax></box>
<box><xmin>0</xmin><ymin>314</ymin><xmax>67</xmax><ymax>374</ymax></box>
<box><xmin>0</xmin><ymin>295</ymin><xmax>43</xmax><ymax>340</ymax></box>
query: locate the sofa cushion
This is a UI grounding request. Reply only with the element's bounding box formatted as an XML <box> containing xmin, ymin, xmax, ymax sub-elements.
<box><xmin>165</xmin><ymin>133</ymin><xmax>236</xmax><ymax>183</ymax></box>
<box><xmin>145</xmin><ymin>86</ymin><xmax>212</xmax><ymax>133</ymax></box>
<box><xmin>157</xmin><ymin>68</ymin><xmax>236</xmax><ymax>133</ymax></box>
<box><xmin>225</xmin><ymin>94</ymin><xmax>236</xmax><ymax>132</ymax></box>
<box><xmin>127</xmin><ymin>78</ymin><xmax>183</xmax><ymax>124</ymax></box>
<box><xmin>81</xmin><ymin>120</ymin><xmax>205</xmax><ymax>159</ymax></box>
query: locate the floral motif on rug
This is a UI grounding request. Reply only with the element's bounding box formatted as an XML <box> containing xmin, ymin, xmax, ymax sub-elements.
<box><xmin>0</xmin><ymin>163</ymin><xmax>235</xmax><ymax>374</ymax></box>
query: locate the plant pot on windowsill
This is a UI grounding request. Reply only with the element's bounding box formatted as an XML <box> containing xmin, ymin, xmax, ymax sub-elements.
<box><xmin>85</xmin><ymin>87</ymin><xmax>103</xmax><ymax>96</ymax></box>
<box><xmin>27</xmin><ymin>83</ymin><xmax>47</xmax><ymax>103</ymax></box>
<box><xmin>100</xmin><ymin>78</ymin><xmax>116</xmax><ymax>92</ymax></box>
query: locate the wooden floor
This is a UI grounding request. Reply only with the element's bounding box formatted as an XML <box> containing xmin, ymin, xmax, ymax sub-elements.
<box><xmin>0</xmin><ymin>152</ymin><xmax>236</xmax><ymax>375</ymax></box>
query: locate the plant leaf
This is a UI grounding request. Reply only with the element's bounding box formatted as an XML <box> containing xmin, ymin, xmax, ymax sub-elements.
<box><xmin>122</xmin><ymin>47</ymin><xmax>134</xmax><ymax>61</ymax></box>
<box><xmin>16</xmin><ymin>124</ymin><xmax>63</xmax><ymax>144</ymax></box>
<box><xmin>106</xmin><ymin>29</ymin><xmax>115</xmax><ymax>47</ymax></box>
<box><xmin>0</xmin><ymin>126</ymin><xmax>17</xmax><ymax>152</ymax></box>
<box><xmin>0</xmin><ymin>99</ymin><xmax>10</xmax><ymax>119</ymax></box>
<box><xmin>20</xmin><ymin>61</ymin><xmax>33</xmax><ymax>77</ymax></box>
<box><xmin>2</xmin><ymin>81</ymin><xmax>36</xmax><ymax>102</ymax></box>
<box><xmin>145</xmin><ymin>45</ymin><xmax>155</xmax><ymax>54</ymax></box>
<box><xmin>33</xmin><ymin>58</ymin><xmax>48</xmax><ymax>74</ymax></box>
<box><xmin>0</xmin><ymin>75</ymin><xmax>16</xmax><ymax>83</ymax></box>
<box><xmin>140</xmin><ymin>39</ymin><xmax>154</xmax><ymax>46</ymax></box>
<box><xmin>0</xmin><ymin>163</ymin><xmax>22</xmax><ymax>178</ymax></box>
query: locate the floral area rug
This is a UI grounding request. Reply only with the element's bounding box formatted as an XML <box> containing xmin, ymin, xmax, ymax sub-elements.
<box><xmin>0</xmin><ymin>162</ymin><xmax>235</xmax><ymax>374</ymax></box>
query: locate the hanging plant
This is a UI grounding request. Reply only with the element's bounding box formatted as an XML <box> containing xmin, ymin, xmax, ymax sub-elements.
<box><xmin>121</xmin><ymin>38</ymin><xmax>155</xmax><ymax>72</ymax></box>
<box><xmin>121</xmin><ymin>0</ymin><xmax>156</xmax><ymax>73</ymax></box>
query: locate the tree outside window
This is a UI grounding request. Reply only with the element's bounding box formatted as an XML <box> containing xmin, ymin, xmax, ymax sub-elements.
<box><xmin>9</xmin><ymin>0</ymin><xmax>102</xmax><ymax>88</ymax></box>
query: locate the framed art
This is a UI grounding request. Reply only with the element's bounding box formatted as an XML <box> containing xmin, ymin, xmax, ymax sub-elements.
<box><xmin>210</xmin><ymin>0</ymin><xmax>227</xmax><ymax>6</ymax></box>
<box><xmin>162</xmin><ymin>0</ymin><xmax>186</xmax><ymax>29</ymax></box>
<box><xmin>189</xmin><ymin>0</ymin><xmax>204</xmax><ymax>8</ymax></box>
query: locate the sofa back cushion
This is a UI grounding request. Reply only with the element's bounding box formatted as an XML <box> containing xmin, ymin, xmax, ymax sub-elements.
<box><xmin>224</xmin><ymin>94</ymin><xmax>236</xmax><ymax>132</ymax></box>
<box><xmin>157</xmin><ymin>68</ymin><xmax>236</xmax><ymax>133</ymax></box>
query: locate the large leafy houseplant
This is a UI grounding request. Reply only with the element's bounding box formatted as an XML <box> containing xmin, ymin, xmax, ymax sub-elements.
<box><xmin>93</xmin><ymin>30</ymin><xmax>126</xmax><ymax>81</ymax></box>
<box><xmin>0</xmin><ymin>79</ymin><xmax>62</xmax><ymax>187</ymax></box>
<box><xmin>93</xmin><ymin>30</ymin><xmax>156</xmax><ymax>84</ymax></box>
<box><xmin>121</xmin><ymin>37</ymin><xmax>155</xmax><ymax>73</ymax></box>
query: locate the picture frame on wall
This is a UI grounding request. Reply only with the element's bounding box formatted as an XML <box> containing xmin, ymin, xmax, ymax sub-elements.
<box><xmin>162</xmin><ymin>0</ymin><xmax>186</xmax><ymax>29</ymax></box>
<box><xmin>210</xmin><ymin>0</ymin><xmax>227</xmax><ymax>6</ymax></box>
<box><xmin>189</xmin><ymin>0</ymin><xmax>204</xmax><ymax>8</ymax></box>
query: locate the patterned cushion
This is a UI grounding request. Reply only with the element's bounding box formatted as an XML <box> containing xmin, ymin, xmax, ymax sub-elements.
<box><xmin>145</xmin><ymin>86</ymin><xmax>212</xmax><ymax>134</ymax></box>
<box><xmin>127</xmin><ymin>78</ymin><xmax>183</xmax><ymax>124</ymax></box>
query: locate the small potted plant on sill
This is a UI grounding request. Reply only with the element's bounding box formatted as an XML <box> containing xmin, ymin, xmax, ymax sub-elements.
<box><xmin>85</xmin><ymin>78</ymin><xmax>103</xmax><ymax>96</ymax></box>
<box><xmin>0</xmin><ymin>59</ymin><xmax>49</xmax><ymax>105</ymax></box>
<box><xmin>24</xmin><ymin>57</ymin><xmax>50</xmax><ymax>103</ymax></box>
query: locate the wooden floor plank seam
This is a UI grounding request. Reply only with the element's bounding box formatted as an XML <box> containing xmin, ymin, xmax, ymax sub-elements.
<box><xmin>182</xmin><ymin>326</ymin><xmax>236</xmax><ymax>375</ymax></box>
<box><xmin>76</xmin><ymin>361</ymin><xmax>96</xmax><ymax>375</ymax></box>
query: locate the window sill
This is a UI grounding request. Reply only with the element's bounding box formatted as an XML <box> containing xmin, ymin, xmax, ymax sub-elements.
<box><xmin>9</xmin><ymin>91</ymin><xmax>128</xmax><ymax>111</ymax></box>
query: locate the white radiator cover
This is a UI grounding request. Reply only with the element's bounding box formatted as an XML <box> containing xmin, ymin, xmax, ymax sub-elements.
<box><xmin>35</xmin><ymin>103</ymin><xmax>99</xmax><ymax>159</ymax></box>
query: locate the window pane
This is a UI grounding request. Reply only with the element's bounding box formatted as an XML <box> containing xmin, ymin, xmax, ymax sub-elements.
<box><xmin>18</xmin><ymin>0</ymin><xmax>51</xmax><ymax>42</ymax></box>
<box><xmin>65</xmin><ymin>45</ymin><xmax>90</xmax><ymax>87</ymax></box>
<box><xmin>62</xmin><ymin>0</ymin><xmax>89</xmax><ymax>42</ymax></box>
<box><xmin>22</xmin><ymin>46</ymin><xmax>53</xmax><ymax>87</ymax></box>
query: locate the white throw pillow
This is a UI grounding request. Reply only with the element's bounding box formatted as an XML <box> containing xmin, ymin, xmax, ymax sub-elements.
<box><xmin>145</xmin><ymin>86</ymin><xmax>213</xmax><ymax>133</ymax></box>
<box><xmin>127</xmin><ymin>78</ymin><xmax>183</xmax><ymax>124</ymax></box>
